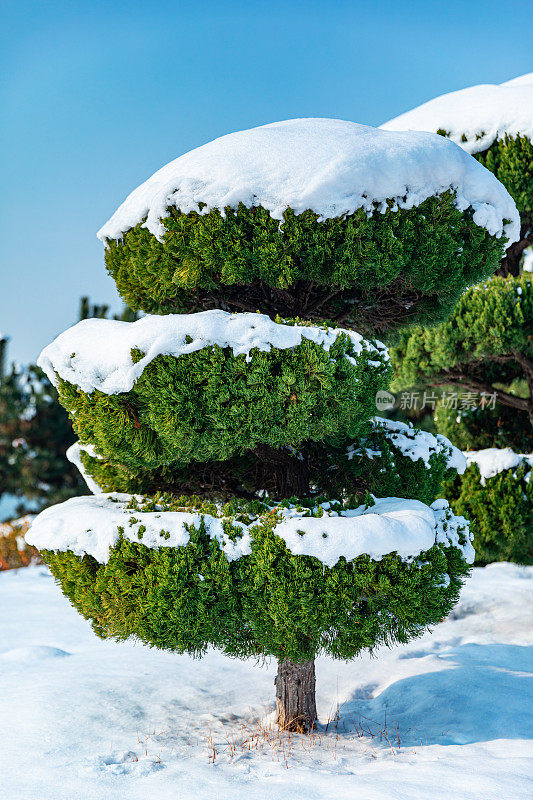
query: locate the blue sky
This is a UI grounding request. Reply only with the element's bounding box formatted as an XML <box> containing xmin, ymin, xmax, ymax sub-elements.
<box><xmin>1</xmin><ymin>0</ymin><xmax>531</xmax><ymax>364</ymax></box>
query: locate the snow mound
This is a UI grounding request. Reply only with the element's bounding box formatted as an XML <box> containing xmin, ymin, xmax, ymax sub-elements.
<box><xmin>464</xmin><ymin>447</ymin><xmax>533</xmax><ymax>485</ymax></box>
<box><xmin>26</xmin><ymin>492</ymin><xmax>473</xmax><ymax>568</ymax></box>
<box><xmin>97</xmin><ymin>118</ymin><xmax>519</xmax><ymax>244</ymax></box>
<box><xmin>0</xmin><ymin>646</ymin><xmax>70</xmax><ymax>663</ymax></box>
<box><xmin>37</xmin><ymin>310</ymin><xmax>388</xmax><ymax>395</ymax></box>
<box><xmin>381</xmin><ymin>74</ymin><xmax>533</xmax><ymax>158</ymax></box>
<box><xmin>501</xmin><ymin>73</ymin><xmax>533</xmax><ymax>88</ymax></box>
<box><xmin>368</xmin><ymin>417</ymin><xmax>466</xmax><ymax>473</ymax></box>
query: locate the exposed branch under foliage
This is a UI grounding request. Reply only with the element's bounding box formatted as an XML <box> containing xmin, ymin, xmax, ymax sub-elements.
<box><xmin>391</xmin><ymin>273</ymin><xmax>533</xmax><ymax>432</ymax></box>
<box><xmin>431</xmin><ymin>367</ymin><xmax>532</xmax><ymax>419</ymax></box>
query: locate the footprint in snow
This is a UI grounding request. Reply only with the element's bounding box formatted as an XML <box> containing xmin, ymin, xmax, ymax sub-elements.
<box><xmin>95</xmin><ymin>751</ymin><xmax>163</xmax><ymax>775</ymax></box>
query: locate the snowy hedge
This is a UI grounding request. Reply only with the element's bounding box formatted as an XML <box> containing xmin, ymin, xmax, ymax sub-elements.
<box><xmin>443</xmin><ymin>449</ymin><xmax>533</xmax><ymax>565</ymax></box>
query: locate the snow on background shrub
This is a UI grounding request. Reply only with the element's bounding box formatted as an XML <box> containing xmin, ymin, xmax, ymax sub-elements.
<box><xmin>464</xmin><ymin>448</ymin><xmax>533</xmax><ymax>485</ymax></box>
<box><xmin>381</xmin><ymin>73</ymin><xmax>533</xmax><ymax>155</ymax></box>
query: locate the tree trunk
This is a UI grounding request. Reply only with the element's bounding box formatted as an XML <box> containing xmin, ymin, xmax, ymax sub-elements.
<box><xmin>275</xmin><ymin>658</ymin><xmax>317</xmax><ymax>733</ymax></box>
<box><xmin>496</xmin><ymin>223</ymin><xmax>533</xmax><ymax>277</ymax></box>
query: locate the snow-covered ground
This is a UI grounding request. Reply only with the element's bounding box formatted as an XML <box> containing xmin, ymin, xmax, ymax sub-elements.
<box><xmin>1</xmin><ymin>563</ymin><xmax>531</xmax><ymax>800</ymax></box>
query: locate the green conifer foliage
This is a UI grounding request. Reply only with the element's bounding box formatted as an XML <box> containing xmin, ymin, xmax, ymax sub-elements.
<box><xmin>387</xmin><ymin>94</ymin><xmax>533</xmax><ymax>564</ymax></box>
<box><xmin>474</xmin><ymin>135</ymin><xmax>532</xmax><ymax>222</ymax></box>
<box><xmin>434</xmin><ymin>403</ymin><xmax>531</xmax><ymax>452</ymax></box>
<box><xmin>42</xmin><ymin>494</ymin><xmax>470</xmax><ymax>661</ymax></box>
<box><xmin>103</xmin><ymin>195</ymin><xmax>504</xmax><ymax>335</ymax></box>
<box><xmin>471</xmin><ymin>135</ymin><xmax>532</xmax><ymax>277</ymax></box>
<box><xmin>434</xmin><ymin>133</ymin><xmax>532</xmax><ymax>277</ymax></box>
<box><xmin>76</xmin><ymin>421</ymin><xmax>457</xmax><ymax>507</ymax></box>
<box><xmin>56</xmin><ymin>330</ymin><xmax>389</xmax><ymax>475</ymax></box>
<box><xmin>391</xmin><ymin>273</ymin><xmax>533</xmax><ymax>425</ymax></box>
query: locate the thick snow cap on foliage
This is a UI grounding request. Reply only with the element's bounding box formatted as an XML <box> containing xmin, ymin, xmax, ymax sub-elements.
<box><xmin>97</xmin><ymin>118</ymin><xmax>519</xmax><ymax>245</ymax></box>
<box><xmin>464</xmin><ymin>448</ymin><xmax>533</xmax><ymax>485</ymax></box>
<box><xmin>37</xmin><ymin>310</ymin><xmax>388</xmax><ymax>395</ymax></box>
<box><xmin>381</xmin><ymin>74</ymin><xmax>533</xmax><ymax>159</ymax></box>
<box><xmin>26</xmin><ymin>493</ymin><xmax>473</xmax><ymax>568</ymax></box>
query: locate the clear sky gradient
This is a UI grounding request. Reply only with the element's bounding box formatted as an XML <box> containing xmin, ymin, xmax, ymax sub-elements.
<box><xmin>1</xmin><ymin>0</ymin><xmax>531</xmax><ymax>364</ymax></box>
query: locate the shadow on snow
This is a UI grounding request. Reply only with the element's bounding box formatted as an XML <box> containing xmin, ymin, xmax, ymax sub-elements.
<box><xmin>336</xmin><ymin>643</ymin><xmax>533</xmax><ymax>746</ymax></box>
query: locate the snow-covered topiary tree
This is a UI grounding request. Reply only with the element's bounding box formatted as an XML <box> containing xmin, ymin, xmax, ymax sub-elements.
<box><xmin>27</xmin><ymin>119</ymin><xmax>518</xmax><ymax>731</ymax></box>
<box><xmin>382</xmin><ymin>73</ymin><xmax>533</xmax><ymax>277</ymax></box>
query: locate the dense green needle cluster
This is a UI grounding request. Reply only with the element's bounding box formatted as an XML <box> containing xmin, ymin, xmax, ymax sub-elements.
<box><xmin>103</xmin><ymin>195</ymin><xmax>505</xmax><ymax>335</ymax></box>
<box><xmin>56</xmin><ymin>330</ymin><xmax>389</xmax><ymax>474</ymax></box>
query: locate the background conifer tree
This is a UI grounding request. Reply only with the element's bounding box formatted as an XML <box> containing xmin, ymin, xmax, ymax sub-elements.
<box><xmin>384</xmin><ymin>75</ymin><xmax>533</xmax><ymax>564</ymax></box>
<box><xmin>0</xmin><ymin>298</ymin><xmax>138</xmax><ymax>519</ymax></box>
<box><xmin>382</xmin><ymin>73</ymin><xmax>533</xmax><ymax>276</ymax></box>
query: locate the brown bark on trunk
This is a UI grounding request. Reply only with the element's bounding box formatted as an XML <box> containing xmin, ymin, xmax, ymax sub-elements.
<box><xmin>496</xmin><ymin>222</ymin><xmax>533</xmax><ymax>278</ymax></box>
<box><xmin>275</xmin><ymin>658</ymin><xmax>317</xmax><ymax>733</ymax></box>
